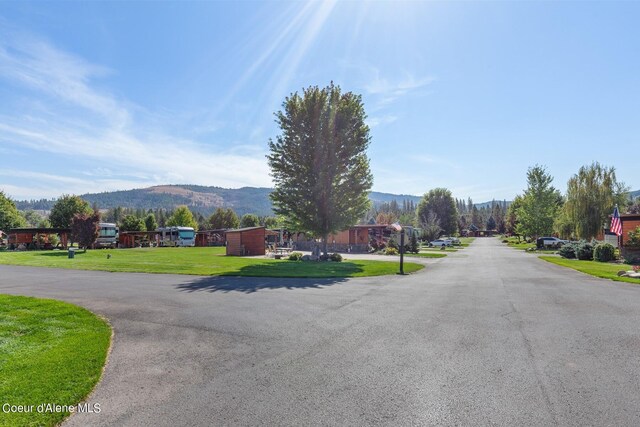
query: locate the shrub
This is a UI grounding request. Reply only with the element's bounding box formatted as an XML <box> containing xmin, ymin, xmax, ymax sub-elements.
<box><xmin>593</xmin><ymin>243</ymin><xmax>615</xmax><ymax>262</ymax></box>
<box><xmin>288</xmin><ymin>252</ymin><xmax>303</xmax><ymax>261</ymax></box>
<box><xmin>385</xmin><ymin>247</ymin><xmax>399</xmax><ymax>255</ymax></box>
<box><xmin>575</xmin><ymin>240</ymin><xmax>594</xmax><ymax>260</ymax></box>
<box><xmin>329</xmin><ymin>253</ymin><xmax>343</xmax><ymax>262</ymax></box>
<box><xmin>387</xmin><ymin>238</ymin><xmax>398</xmax><ymax>250</ymax></box>
<box><xmin>409</xmin><ymin>235</ymin><xmax>419</xmax><ymax>253</ymax></box>
<box><xmin>558</xmin><ymin>243</ymin><xmax>576</xmax><ymax>259</ymax></box>
<box><xmin>625</xmin><ymin>256</ymin><xmax>640</xmax><ymax>265</ymax></box>
<box><xmin>627</xmin><ymin>226</ymin><xmax>640</xmax><ymax>247</ymax></box>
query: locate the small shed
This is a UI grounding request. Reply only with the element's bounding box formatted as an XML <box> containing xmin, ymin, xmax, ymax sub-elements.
<box><xmin>226</xmin><ymin>227</ymin><xmax>266</xmax><ymax>256</ymax></box>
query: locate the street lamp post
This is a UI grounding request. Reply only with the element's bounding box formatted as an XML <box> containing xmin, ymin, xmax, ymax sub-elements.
<box><xmin>399</xmin><ymin>228</ymin><xmax>405</xmax><ymax>275</ymax></box>
<box><xmin>390</xmin><ymin>223</ymin><xmax>405</xmax><ymax>275</ymax></box>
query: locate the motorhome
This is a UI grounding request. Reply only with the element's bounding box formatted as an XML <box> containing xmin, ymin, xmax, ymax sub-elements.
<box><xmin>95</xmin><ymin>223</ymin><xmax>119</xmax><ymax>248</ymax></box>
<box><xmin>158</xmin><ymin>226</ymin><xmax>196</xmax><ymax>247</ymax></box>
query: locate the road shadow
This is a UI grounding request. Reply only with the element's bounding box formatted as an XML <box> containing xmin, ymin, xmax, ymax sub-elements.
<box><xmin>37</xmin><ymin>250</ymin><xmax>87</xmax><ymax>257</ymax></box>
<box><xmin>175</xmin><ymin>275</ymin><xmax>350</xmax><ymax>294</ymax></box>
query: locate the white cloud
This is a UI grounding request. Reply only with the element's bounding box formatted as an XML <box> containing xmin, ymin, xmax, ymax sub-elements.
<box><xmin>366</xmin><ymin>114</ymin><xmax>398</xmax><ymax>128</ymax></box>
<box><xmin>0</xmin><ymin>30</ymin><xmax>272</xmax><ymax>200</ymax></box>
<box><xmin>364</xmin><ymin>70</ymin><xmax>435</xmax><ymax>106</ymax></box>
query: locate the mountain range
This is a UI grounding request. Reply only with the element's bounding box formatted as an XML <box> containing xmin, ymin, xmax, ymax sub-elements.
<box><xmin>15</xmin><ymin>185</ymin><xmax>424</xmax><ymax>217</ymax></box>
<box><xmin>15</xmin><ymin>185</ymin><xmax>638</xmax><ymax>217</ymax></box>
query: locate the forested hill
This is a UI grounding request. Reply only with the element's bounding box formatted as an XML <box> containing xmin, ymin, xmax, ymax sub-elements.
<box><xmin>15</xmin><ymin>185</ymin><xmax>638</xmax><ymax>217</ymax></box>
<box><xmin>15</xmin><ymin>185</ymin><xmax>422</xmax><ymax>217</ymax></box>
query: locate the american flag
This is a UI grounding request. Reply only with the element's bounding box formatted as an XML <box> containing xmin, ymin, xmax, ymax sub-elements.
<box><xmin>389</xmin><ymin>222</ymin><xmax>402</xmax><ymax>232</ymax></box>
<box><xmin>610</xmin><ymin>206</ymin><xmax>622</xmax><ymax>236</ymax></box>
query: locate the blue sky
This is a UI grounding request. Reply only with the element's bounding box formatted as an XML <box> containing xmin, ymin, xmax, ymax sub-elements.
<box><xmin>0</xmin><ymin>1</ymin><xmax>638</xmax><ymax>202</ymax></box>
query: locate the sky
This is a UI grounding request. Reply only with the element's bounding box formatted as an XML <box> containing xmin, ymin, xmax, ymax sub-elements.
<box><xmin>0</xmin><ymin>0</ymin><xmax>638</xmax><ymax>203</ymax></box>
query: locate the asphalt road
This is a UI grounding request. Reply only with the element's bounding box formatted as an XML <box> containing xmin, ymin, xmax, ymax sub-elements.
<box><xmin>2</xmin><ymin>238</ymin><xmax>640</xmax><ymax>426</ymax></box>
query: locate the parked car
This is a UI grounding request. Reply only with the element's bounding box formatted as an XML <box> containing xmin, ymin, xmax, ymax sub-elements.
<box><xmin>429</xmin><ymin>239</ymin><xmax>452</xmax><ymax>247</ymax></box>
<box><xmin>444</xmin><ymin>237</ymin><xmax>461</xmax><ymax>245</ymax></box>
<box><xmin>536</xmin><ymin>237</ymin><xmax>569</xmax><ymax>249</ymax></box>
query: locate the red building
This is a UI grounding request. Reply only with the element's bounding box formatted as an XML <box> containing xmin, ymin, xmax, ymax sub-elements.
<box><xmin>225</xmin><ymin>227</ymin><xmax>267</xmax><ymax>256</ymax></box>
<box><xmin>620</xmin><ymin>214</ymin><xmax>640</xmax><ymax>247</ymax></box>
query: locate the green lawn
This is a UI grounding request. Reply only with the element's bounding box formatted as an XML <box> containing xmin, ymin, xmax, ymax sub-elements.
<box><xmin>0</xmin><ymin>295</ymin><xmax>111</xmax><ymax>427</ymax></box>
<box><xmin>420</xmin><ymin>247</ymin><xmax>458</xmax><ymax>252</ymax></box>
<box><xmin>0</xmin><ymin>247</ymin><xmax>423</xmax><ymax>278</ymax></box>
<box><xmin>404</xmin><ymin>252</ymin><xmax>447</xmax><ymax>259</ymax></box>
<box><xmin>458</xmin><ymin>237</ymin><xmax>475</xmax><ymax>247</ymax></box>
<box><xmin>540</xmin><ymin>256</ymin><xmax>640</xmax><ymax>285</ymax></box>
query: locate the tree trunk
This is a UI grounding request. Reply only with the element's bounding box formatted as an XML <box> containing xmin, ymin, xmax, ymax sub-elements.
<box><xmin>322</xmin><ymin>235</ymin><xmax>328</xmax><ymax>258</ymax></box>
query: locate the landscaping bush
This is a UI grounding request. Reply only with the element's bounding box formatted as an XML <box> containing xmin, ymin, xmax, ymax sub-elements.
<box><xmin>385</xmin><ymin>247</ymin><xmax>399</xmax><ymax>255</ymax></box>
<box><xmin>387</xmin><ymin>238</ymin><xmax>398</xmax><ymax>250</ymax></box>
<box><xmin>624</xmin><ymin>255</ymin><xmax>640</xmax><ymax>265</ymax></box>
<box><xmin>329</xmin><ymin>253</ymin><xmax>343</xmax><ymax>262</ymax></box>
<box><xmin>409</xmin><ymin>235</ymin><xmax>419</xmax><ymax>253</ymax></box>
<box><xmin>593</xmin><ymin>243</ymin><xmax>616</xmax><ymax>262</ymax></box>
<box><xmin>575</xmin><ymin>240</ymin><xmax>594</xmax><ymax>260</ymax></box>
<box><xmin>627</xmin><ymin>226</ymin><xmax>640</xmax><ymax>247</ymax></box>
<box><xmin>288</xmin><ymin>252</ymin><xmax>303</xmax><ymax>261</ymax></box>
<box><xmin>558</xmin><ymin>242</ymin><xmax>577</xmax><ymax>259</ymax></box>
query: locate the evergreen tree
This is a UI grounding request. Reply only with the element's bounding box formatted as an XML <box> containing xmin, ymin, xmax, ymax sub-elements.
<box><xmin>267</xmin><ymin>83</ymin><xmax>373</xmax><ymax>256</ymax></box>
<box><xmin>486</xmin><ymin>216</ymin><xmax>497</xmax><ymax>231</ymax></box>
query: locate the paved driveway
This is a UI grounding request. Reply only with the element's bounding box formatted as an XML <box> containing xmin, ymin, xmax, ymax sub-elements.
<box><xmin>1</xmin><ymin>238</ymin><xmax>640</xmax><ymax>426</ymax></box>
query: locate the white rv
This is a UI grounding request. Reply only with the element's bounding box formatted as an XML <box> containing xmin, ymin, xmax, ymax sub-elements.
<box><xmin>158</xmin><ymin>226</ymin><xmax>196</xmax><ymax>247</ymax></box>
<box><xmin>95</xmin><ymin>223</ymin><xmax>119</xmax><ymax>248</ymax></box>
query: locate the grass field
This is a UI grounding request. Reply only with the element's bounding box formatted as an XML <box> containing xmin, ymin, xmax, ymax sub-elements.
<box><xmin>502</xmin><ymin>236</ymin><xmax>557</xmax><ymax>254</ymax></box>
<box><xmin>0</xmin><ymin>295</ymin><xmax>111</xmax><ymax>427</ymax></box>
<box><xmin>540</xmin><ymin>256</ymin><xmax>640</xmax><ymax>285</ymax></box>
<box><xmin>404</xmin><ymin>252</ymin><xmax>447</xmax><ymax>259</ymax></box>
<box><xmin>0</xmin><ymin>247</ymin><xmax>423</xmax><ymax>278</ymax></box>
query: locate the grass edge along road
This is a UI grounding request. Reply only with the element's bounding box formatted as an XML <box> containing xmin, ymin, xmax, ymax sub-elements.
<box><xmin>0</xmin><ymin>247</ymin><xmax>424</xmax><ymax>278</ymax></box>
<box><xmin>0</xmin><ymin>295</ymin><xmax>111</xmax><ymax>427</ymax></box>
<box><xmin>540</xmin><ymin>256</ymin><xmax>640</xmax><ymax>285</ymax></box>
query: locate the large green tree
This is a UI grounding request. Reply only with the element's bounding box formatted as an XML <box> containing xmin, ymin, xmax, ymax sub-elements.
<box><xmin>416</xmin><ymin>188</ymin><xmax>458</xmax><ymax>236</ymax></box>
<box><xmin>49</xmin><ymin>195</ymin><xmax>92</xmax><ymax>228</ymax></box>
<box><xmin>239</xmin><ymin>213</ymin><xmax>260</xmax><ymax>228</ymax></box>
<box><xmin>562</xmin><ymin>162</ymin><xmax>628</xmax><ymax>239</ymax></box>
<box><xmin>120</xmin><ymin>215</ymin><xmax>146</xmax><ymax>232</ymax></box>
<box><xmin>144</xmin><ymin>213</ymin><xmax>158</xmax><ymax>232</ymax></box>
<box><xmin>0</xmin><ymin>191</ymin><xmax>27</xmax><ymax>231</ymax></box>
<box><xmin>167</xmin><ymin>205</ymin><xmax>198</xmax><ymax>230</ymax></box>
<box><xmin>267</xmin><ymin>83</ymin><xmax>373</xmax><ymax>255</ymax></box>
<box><xmin>208</xmin><ymin>208</ymin><xmax>239</xmax><ymax>229</ymax></box>
<box><xmin>515</xmin><ymin>165</ymin><xmax>562</xmax><ymax>239</ymax></box>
